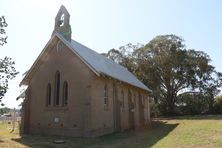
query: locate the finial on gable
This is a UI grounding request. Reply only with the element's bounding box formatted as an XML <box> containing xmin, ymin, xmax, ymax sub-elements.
<box><xmin>52</xmin><ymin>5</ymin><xmax>72</xmax><ymax>42</ymax></box>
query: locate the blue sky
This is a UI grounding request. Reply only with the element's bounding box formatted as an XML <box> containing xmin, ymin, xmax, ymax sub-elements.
<box><xmin>1</xmin><ymin>0</ymin><xmax>222</xmax><ymax>108</ymax></box>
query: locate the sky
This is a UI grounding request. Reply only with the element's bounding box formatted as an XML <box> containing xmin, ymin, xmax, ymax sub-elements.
<box><xmin>1</xmin><ymin>0</ymin><xmax>222</xmax><ymax>108</ymax></box>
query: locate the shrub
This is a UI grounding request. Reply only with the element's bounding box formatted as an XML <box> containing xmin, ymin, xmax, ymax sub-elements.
<box><xmin>213</xmin><ymin>96</ymin><xmax>222</xmax><ymax>114</ymax></box>
<box><xmin>176</xmin><ymin>93</ymin><xmax>208</xmax><ymax>115</ymax></box>
<box><xmin>150</xmin><ymin>99</ymin><xmax>161</xmax><ymax>117</ymax></box>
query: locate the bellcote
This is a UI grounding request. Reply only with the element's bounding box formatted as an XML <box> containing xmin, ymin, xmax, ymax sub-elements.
<box><xmin>52</xmin><ymin>5</ymin><xmax>72</xmax><ymax>42</ymax></box>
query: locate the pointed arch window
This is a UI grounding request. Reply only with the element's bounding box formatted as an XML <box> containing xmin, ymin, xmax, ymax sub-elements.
<box><xmin>104</xmin><ymin>84</ymin><xmax>108</xmax><ymax>105</ymax></box>
<box><xmin>46</xmin><ymin>83</ymin><xmax>51</xmax><ymax>106</ymax></box>
<box><xmin>62</xmin><ymin>81</ymin><xmax>68</xmax><ymax>106</ymax></box>
<box><xmin>54</xmin><ymin>71</ymin><xmax>60</xmax><ymax>106</ymax></box>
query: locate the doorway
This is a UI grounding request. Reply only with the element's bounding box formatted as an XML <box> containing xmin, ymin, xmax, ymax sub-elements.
<box><xmin>128</xmin><ymin>90</ymin><xmax>135</xmax><ymax>129</ymax></box>
<box><xmin>113</xmin><ymin>84</ymin><xmax>121</xmax><ymax>131</ymax></box>
<box><xmin>139</xmin><ymin>94</ymin><xmax>145</xmax><ymax>127</ymax></box>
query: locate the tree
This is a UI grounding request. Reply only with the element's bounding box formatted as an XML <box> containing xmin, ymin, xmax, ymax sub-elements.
<box><xmin>134</xmin><ymin>35</ymin><xmax>188</xmax><ymax>114</ymax></box>
<box><xmin>214</xmin><ymin>95</ymin><xmax>222</xmax><ymax>114</ymax></box>
<box><xmin>177</xmin><ymin>93</ymin><xmax>208</xmax><ymax>115</ymax></box>
<box><xmin>106</xmin><ymin>43</ymin><xmax>143</xmax><ymax>73</ymax></box>
<box><xmin>199</xmin><ymin>71</ymin><xmax>222</xmax><ymax>113</ymax></box>
<box><xmin>0</xmin><ymin>57</ymin><xmax>18</xmax><ymax>106</ymax></box>
<box><xmin>134</xmin><ymin>35</ymin><xmax>221</xmax><ymax>115</ymax></box>
<box><xmin>0</xmin><ymin>107</ymin><xmax>10</xmax><ymax>115</ymax></box>
<box><xmin>0</xmin><ymin>16</ymin><xmax>18</xmax><ymax>106</ymax></box>
<box><xmin>0</xmin><ymin>16</ymin><xmax>8</xmax><ymax>46</ymax></box>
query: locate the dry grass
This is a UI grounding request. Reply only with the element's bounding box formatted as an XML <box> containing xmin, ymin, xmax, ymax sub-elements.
<box><xmin>0</xmin><ymin>121</ymin><xmax>21</xmax><ymax>147</ymax></box>
<box><xmin>0</xmin><ymin>115</ymin><xmax>222</xmax><ymax>148</ymax></box>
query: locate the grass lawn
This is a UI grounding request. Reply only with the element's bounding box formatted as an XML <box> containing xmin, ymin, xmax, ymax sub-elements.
<box><xmin>0</xmin><ymin>115</ymin><xmax>222</xmax><ymax>148</ymax></box>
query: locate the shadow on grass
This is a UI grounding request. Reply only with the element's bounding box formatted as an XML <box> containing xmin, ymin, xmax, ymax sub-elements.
<box><xmin>143</xmin><ymin>120</ymin><xmax>179</xmax><ymax>147</ymax></box>
<box><xmin>12</xmin><ymin>121</ymin><xmax>178</xmax><ymax>148</ymax></box>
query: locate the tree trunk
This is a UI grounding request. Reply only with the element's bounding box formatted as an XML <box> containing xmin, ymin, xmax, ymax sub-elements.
<box><xmin>166</xmin><ymin>92</ymin><xmax>176</xmax><ymax>116</ymax></box>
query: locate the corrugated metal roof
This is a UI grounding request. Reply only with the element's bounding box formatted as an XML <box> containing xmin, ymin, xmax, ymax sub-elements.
<box><xmin>69</xmin><ymin>39</ymin><xmax>151</xmax><ymax>91</ymax></box>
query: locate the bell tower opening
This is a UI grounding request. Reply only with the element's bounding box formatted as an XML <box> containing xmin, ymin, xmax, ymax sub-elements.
<box><xmin>52</xmin><ymin>5</ymin><xmax>72</xmax><ymax>42</ymax></box>
<box><xmin>58</xmin><ymin>13</ymin><xmax>65</xmax><ymax>27</ymax></box>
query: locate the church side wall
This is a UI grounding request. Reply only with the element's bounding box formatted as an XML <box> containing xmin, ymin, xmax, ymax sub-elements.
<box><xmin>89</xmin><ymin>77</ymin><xmax>115</xmax><ymax>137</ymax></box>
<box><xmin>90</xmin><ymin>76</ymin><xmax>151</xmax><ymax>137</ymax></box>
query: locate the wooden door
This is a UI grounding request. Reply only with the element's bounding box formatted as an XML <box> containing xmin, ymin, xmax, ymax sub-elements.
<box><xmin>128</xmin><ymin>90</ymin><xmax>135</xmax><ymax>129</ymax></box>
<box><xmin>113</xmin><ymin>84</ymin><xmax>121</xmax><ymax>131</ymax></box>
<box><xmin>139</xmin><ymin>94</ymin><xmax>145</xmax><ymax>127</ymax></box>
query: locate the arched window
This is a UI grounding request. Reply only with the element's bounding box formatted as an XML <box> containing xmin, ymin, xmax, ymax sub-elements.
<box><xmin>104</xmin><ymin>84</ymin><xmax>108</xmax><ymax>105</ymax></box>
<box><xmin>54</xmin><ymin>71</ymin><xmax>60</xmax><ymax>106</ymax></box>
<box><xmin>46</xmin><ymin>83</ymin><xmax>51</xmax><ymax>106</ymax></box>
<box><xmin>62</xmin><ymin>81</ymin><xmax>68</xmax><ymax>106</ymax></box>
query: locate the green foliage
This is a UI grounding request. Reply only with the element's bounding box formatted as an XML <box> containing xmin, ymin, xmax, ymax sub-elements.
<box><xmin>150</xmin><ymin>98</ymin><xmax>161</xmax><ymax>117</ymax></box>
<box><xmin>176</xmin><ymin>93</ymin><xmax>208</xmax><ymax>115</ymax></box>
<box><xmin>0</xmin><ymin>57</ymin><xmax>19</xmax><ymax>105</ymax></box>
<box><xmin>135</xmin><ymin>35</ymin><xmax>220</xmax><ymax>115</ymax></box>
<box><xmin>0</xmin><ymin>16</ymin><xmax>8</xmax><ymax>46</ymax></box>
<box><xmin>106</xmin><ymin>43</ymin><xmax>143</xmax><ymax>73</ymax></box>
<box><xmin>0</xmin><ymin>107</ymin><xmax>10</xmax><ymax>115</ymax></box>
<box><xmin>213</xmin><ymin>95</ymin><xmax>222</xmax><ymax>114</ymax></box>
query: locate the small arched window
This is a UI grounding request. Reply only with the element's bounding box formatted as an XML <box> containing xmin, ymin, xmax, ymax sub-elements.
<box><xmin>62</xmin><ymin>81</ymin><xmax>68</xmax><ymax>106</ymax></box>
<box><xmin>104</xmin><ymin>84</ymin><xmax>108</xmax><ymax>105</ymax></box>
<box><xmin>54</xmin><ymin>71</ymin><xmax>60</xmax><ymax>106</ymax></box>
<box><xmin>46</xmin><ymin>83</ymin><xmax>51</xmax><ymax>106</ymax></box>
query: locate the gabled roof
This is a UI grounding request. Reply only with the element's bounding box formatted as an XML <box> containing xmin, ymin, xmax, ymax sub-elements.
<box><xmin>21</xmin><ymin>33</ymin><xmax>151</xmax><ymax>92</ymax></box>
